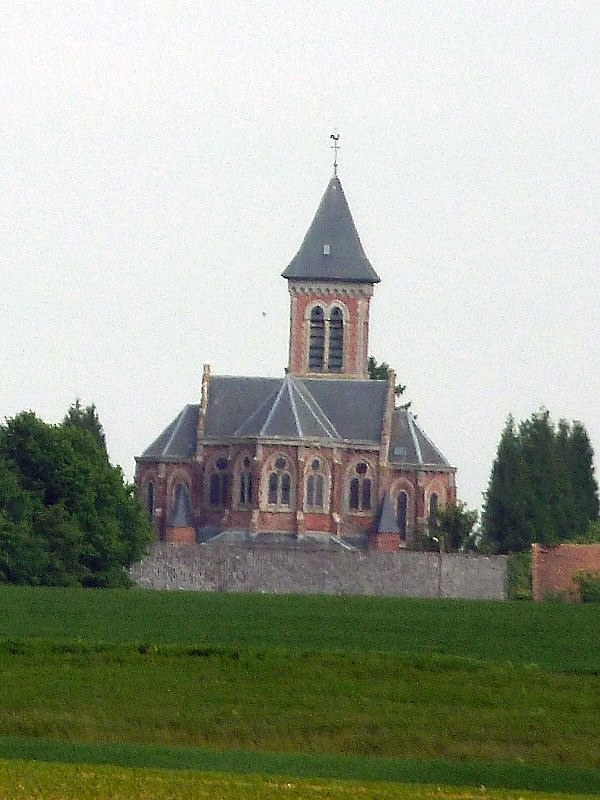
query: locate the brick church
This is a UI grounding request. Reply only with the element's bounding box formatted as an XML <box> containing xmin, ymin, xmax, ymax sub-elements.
<box><xmin>136</xmin><ymin>170</ymin><xmax>456</xmax><ymax>550</ymax></box>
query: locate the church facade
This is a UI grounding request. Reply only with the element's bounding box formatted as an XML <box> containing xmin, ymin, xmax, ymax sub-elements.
<box><xmin>135</xmin><ymin>173</ymin><xmax>456</xmax><ymax>550</ymax></box>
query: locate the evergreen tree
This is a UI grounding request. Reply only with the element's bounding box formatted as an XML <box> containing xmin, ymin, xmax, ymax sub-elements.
<box><xmin>367</xmin><ymin>356</ymin><xmax>410</xmax><ymax>409</ymax></box>
<box><xmin>481</xmin><ymin>416</ymin><xmax>534</xmax><ymax>552</ymax></box>
<box><xmin>567</xmin><ymin>421</ymin><xmax>600</xmax><ymax>529</ymax></box>
<box><xmin>481</xmin><ymin>410</ymin><xmax>599</xmax><ymax>553</ymax></box>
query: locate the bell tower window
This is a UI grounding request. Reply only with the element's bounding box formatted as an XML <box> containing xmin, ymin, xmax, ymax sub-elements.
<box><xmin>328</xmin><ymin>306</ymin><xmax>344</xmax><ymax>372</ymax></box>
<box><xmin>308</xmin><ymin>306</ymin><xmax>325</xmax><ymax>371</ymax></box>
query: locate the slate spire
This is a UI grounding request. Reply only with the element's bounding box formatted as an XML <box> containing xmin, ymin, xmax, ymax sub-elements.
<box><xmin>377</xmin><ymin>492</ymin><xmax>400</xmax><ymax>534</ymax></box>
<box><xmin>282</xmin><ymin>176</ymin><xmax>380</xmax><ymax>284</ymax></box>
<box><xmin>168</xmin><ymin>483</ymin><xmax>194</xmax><ymax>528</ymax></box>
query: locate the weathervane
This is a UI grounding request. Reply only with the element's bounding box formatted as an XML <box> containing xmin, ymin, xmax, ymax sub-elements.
<box><xmin>330</xmin><ymin>132</ymin><xmax>340</xmax><ymax>176</ymax></box>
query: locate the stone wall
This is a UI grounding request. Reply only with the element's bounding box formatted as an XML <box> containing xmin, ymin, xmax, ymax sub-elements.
<box><xmin>131</xmin><ymin>544</ymin><xmax>507</xmax><ymax>600</ymax></box>
<box><xmin>532</xmin><ymin>543</ymin><xmax>600</xmax><ymax>600</ymax></box>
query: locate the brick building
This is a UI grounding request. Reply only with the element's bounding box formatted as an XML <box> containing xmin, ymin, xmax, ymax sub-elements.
<box><xmin>135</xmin><ymin>173</ymin><xmax>456</xmax><ymax>549</ymax></box>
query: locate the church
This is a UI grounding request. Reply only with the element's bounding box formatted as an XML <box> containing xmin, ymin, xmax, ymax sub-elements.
<box><xmin>135</xmin><ymin>168</ymin><xmax>456</xmax><ymax>550</ymax></box>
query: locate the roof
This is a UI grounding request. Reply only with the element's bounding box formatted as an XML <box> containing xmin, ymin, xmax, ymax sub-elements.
<box><xmin>139</xmin><ymin>375</ymin><xmax>388</xmax><ymax>460</ymax></box>
<box><xmin>388</xmin><ymin>410</ymin><xmax>451</xmax><ymax>468</ymax></box>
<box><xmin>139</xmin><ymin>378</ymin><xmax>452</xmax><ymax>470</ymax></box>
<box><xmin>281</xmin><ymin>176</ymin><xmax>380</xmax><ymax>284</ymax></box>
<box><xmin>168</xmin><ymin>483</ymin><xmax>194</xmax><ymax>527</ymax></box>
<box><xmin>377</xmin><ymin>492</ymin><xmax>400</xmax><ymax>534</ymax></box>
<box><xmin>140</xmin><ymin>404</ymin><xmax>198</xmax><ymax>461</ymax></box>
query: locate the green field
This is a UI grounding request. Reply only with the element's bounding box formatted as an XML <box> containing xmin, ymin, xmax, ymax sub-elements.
<box><xmin>1</xmin><ymin>586</ymin><xmax>599</xmax><ymax>671</ymax></box>
<box><xmin>0</xmin><ymin>586</ymin><xmax>599</xmax><ymax>798</ymax></box>
<box><xmin>1</xmin><ymin>758</ymin><xmax>597</xmax><ymax>800</ymax></box>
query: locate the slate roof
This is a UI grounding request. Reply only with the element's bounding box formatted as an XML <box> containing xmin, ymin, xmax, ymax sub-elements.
<box><xmin>168</xmin><ymin>483</ymin><xmax>194</xmax><ymax>527</ymax></box>
<box><xmin>139</xmin><ymin>376</ymin><xmax>451</xmax><ymax>470</ymax></box>
<box><xmin>388</xmin><ymin>410</ymin><xmax>451</xmax><ymax>468</ymax></box>
<box><xmin>281</xmin><ymin>176</ymin><xmax>381</xmax><ymax>284</ymax></box>
<box><xmin>377</xmin><ymin>493</ymin><xmax>400</xmax><ymax>534</ymax></box>
<box><xmin>141</xmin><ymin>404</ymin><xmax>198</xmax><ymax>461</ymax></box>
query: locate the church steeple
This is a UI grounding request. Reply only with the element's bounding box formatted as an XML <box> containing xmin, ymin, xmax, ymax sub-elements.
<box><xmin>283</xmin><ymin>173</ymin><xmax>379</xmax><ymax>380</ymax></box>
<box><xmin>281</xmin><ymin>176</ymin><xmax>380</xmax><ymax>285</ymax></box>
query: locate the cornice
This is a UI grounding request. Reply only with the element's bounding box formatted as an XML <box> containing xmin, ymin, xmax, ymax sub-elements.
<box><xmin>288</xmin><ymin>280</ymin><xmax>373</xmax><ymax>298</ymax></box>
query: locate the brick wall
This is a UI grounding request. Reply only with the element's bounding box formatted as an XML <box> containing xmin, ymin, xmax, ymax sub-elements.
<box><xmin>131</xmin><ymin>544</ymin><xmax>507</xmax><ymax>600</ymax></box>
<box><xmin>532</xmin><ymin>543</ymin><xmax>600</xmax><ymax>600</ymax></box>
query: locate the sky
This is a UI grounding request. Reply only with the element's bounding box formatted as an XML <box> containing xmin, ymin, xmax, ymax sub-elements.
<box><xmin>2</xmin><ymin>1</ymin><xmax>599</xmax><ymax>514</ymax></box>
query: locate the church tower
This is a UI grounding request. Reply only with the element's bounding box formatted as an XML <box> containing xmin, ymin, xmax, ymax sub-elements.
<box><xmin>282</xmin><ymin>175</ymin><xmax>380</xmax><ymax>379</ymax></box>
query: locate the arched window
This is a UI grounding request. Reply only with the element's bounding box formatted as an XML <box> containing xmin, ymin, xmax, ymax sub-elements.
<box><xmin>208</xmin><ymin>457</ymin><xmax>229</xmax><ymax>508</ymax></box>
<box><xmin>267</xmin><ymin>455</ymin><xmax>293</xmax><ymax>508</ymax></box>
<box><xmin>145</xmin><ymin>482</ymin><xmax>155</xmax><ymax>520</ymax></box>
<box><xmin>328</xmin><ymin>306</ymin><xmax>344</xmax><ymax>372</ymax></box>
<box><xmin>348</xmin><ymin>461</ymin><xmax>372</xmax><ymax>511</ymax></box>
<box><xmin>238</xmin><ymin>455</ymin><xmax>253</xmax><ymax>507</ymax></box>
<box><xmin>308</xmin><ymin>306</ymin><xmax>325</xmax><ymax>371</ymax></box>
<box><xmin>397</xmin><ymin>491</ymin><xmax>408</xmax><ymax>541</ymax></box>
<box><xmin>428</xmin><ymin>492</ymin><xmax>439</xmax><ymax>527</ymax></box>
<box><xmin>305</xmin><ymin>458</ymin><xmax>326</xmax><ymax>510</ymax></box>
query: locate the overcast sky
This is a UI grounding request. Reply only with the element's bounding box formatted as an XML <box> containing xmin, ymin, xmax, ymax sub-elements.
<box><xmin>3</xmin><ymin>1</ymin><xmax>599</xmax><ymax>513</ymax></box>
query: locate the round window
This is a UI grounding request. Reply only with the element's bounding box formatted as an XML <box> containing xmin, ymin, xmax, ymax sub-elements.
<box><xmin>275</xmin><ymin>456</ymin><xmax>287</xmax><ymax>470</ymax></box>
<box><xmin>356</xmin><ymin>462</ymin><xmax>368</xmax><ymax>475</ymax></box>
<box><xmin>216</xmin><ymin>457</ymin><xmax>228</xmax><ymax>470</ymax></box>
<box><xmin>311</xmin><ymin>459</ymin><xmax>320</xmax><ymax>471</ymax></box>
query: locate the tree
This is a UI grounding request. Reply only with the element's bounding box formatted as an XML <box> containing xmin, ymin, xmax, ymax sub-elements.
<box><xmin>367</xmin><ymin>356</ymin><xmax>410</xmax><ymax>409</ymax></box>
<box><xmin>434</xmin><ymin>501</ymin><xmax>479</xmax><ymax>552</ymax></box>
<box><xmin>481</xmin><ymin>410</ymin><xmax>599</xmax><ymax>553</ymax></box>
<box><xmin>63</xmin><ymin>399</ymin><xmax>107</xmax><ymax>452</ymax></box>
<box><xmin>416</xmin><ymin>500</ymin><xmax>478</xmax><ymax>552</ymax></box>
<box><xmin>0</xmin><ymin>409</ymin><xmax>152</xmax><ymax>587</ymax></box>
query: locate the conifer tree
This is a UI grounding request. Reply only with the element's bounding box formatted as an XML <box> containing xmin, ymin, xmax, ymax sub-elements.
<box><xmin>481</xmin><ymin>411</ymin><xmax>599</xmax><ymax>553</ymax></box>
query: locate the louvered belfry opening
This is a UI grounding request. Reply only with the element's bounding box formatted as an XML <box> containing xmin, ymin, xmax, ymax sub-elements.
<box><xmin>308</xmin><ymin>306</ymin><xmax>325</xmax><ymax>371</ymax></box>
<box><xmin>328</xmin><ymin>306</ymin><xmax>344</xmax><ymax>372</ymax></box>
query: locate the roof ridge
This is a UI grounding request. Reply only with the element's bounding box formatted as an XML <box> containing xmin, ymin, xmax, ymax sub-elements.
<box><xmin>259</xmin><ymin>379</ymin><xmax>288</xmax><ymax>436</ymax></box>
<box><xmin>232</xmin><ymin>381</ymin><xmax>283</xmax><ymax>437</ymax></box>
<box><xmin>286</xmin><ymin>376</ymin><xmax>304</xmax><ymax>437</ymax></box>
<box><xmin>407</xmin><ymin>412</ymin><xmax>423</xmax><ymax>464</ymax></box>
<box><xmin>292</xmin><ymin>377</ymin><xmax>339</xmax><ymax>438</ymax></box>
<box><xmin>409</xmin><ymin>411</ymin><xmax>451</xmax><ymax>467</ymax></box>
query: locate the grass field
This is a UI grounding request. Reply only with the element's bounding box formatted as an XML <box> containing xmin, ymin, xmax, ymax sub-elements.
<box><xmin>1</xmin><ymin>758</ymin><xmax>598</xmax><ymax>800</ymax></box>
<box><xmin>0</xmin><ymin>641</ymin><xmax>598</xmax><ymax>766</ymax></box>
<box><xmin>1</xmin><ymin>586</ymin><xmax>599</xmax><ymax>671</ymax></box>
<box><xmin>0</xmin><ymin>586</ymin><xmax>599</xmax><ymax>797</ymax></box>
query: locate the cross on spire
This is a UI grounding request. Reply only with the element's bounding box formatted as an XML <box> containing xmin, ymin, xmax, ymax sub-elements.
<box><xmin>330</xmin><ymin>132</ymin><xmax>340</xmax><ymax>176</ymax></box>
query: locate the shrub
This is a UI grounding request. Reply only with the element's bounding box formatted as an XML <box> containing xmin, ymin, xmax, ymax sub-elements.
<box><xmin>574</xmin><ymin>571</ymin><xmax>600</xmax><ymax>603</ymax></box>
<box><xmin>507</xmin><ymin>551</ymin><xmax>532</xmax><ymax>600</ymax></box>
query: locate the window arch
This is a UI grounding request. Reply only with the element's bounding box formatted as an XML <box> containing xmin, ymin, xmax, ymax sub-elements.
<box><xmin>237</xmin><ymin>454</ymin><xmax>253</xmax><ymax>508</ymax></box>
<box><xmin>348</xmin><ymin>460</ymin><xmax>373</xmax><ymax>512</ymax></box>
<box><xmin>397</xmin><ymin>491</ymin><xmax>408</xmax><ymax>540</ymax></box>
<box><xmin>328</xmin><ymin>306</ymin><xmax>344</xmax><ymax>372</ymax></box>
<box><xmin>207</xmin><ymin>456</ymin><xmax>229</xmax><ymax>508</ymax></box>
<box><xmin>308</xmin><ymin>306</ymin><xmax>325</xmax><ymax>371</ymax></box>
<box><xmin>305</xmin><ymin>457</ymin><xmax>329</xmax><ymax>511</ymax></box>
<box><xmin>266</xmin><ymin>455</ymin><xmax>294</xmax><ymax>508</ymax></box>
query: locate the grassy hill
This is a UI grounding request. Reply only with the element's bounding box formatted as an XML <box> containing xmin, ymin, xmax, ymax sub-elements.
<box><xmin>0</xmin><ymin>586</ymin><xmax>599</xmax><ymax>798</ymax></box>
